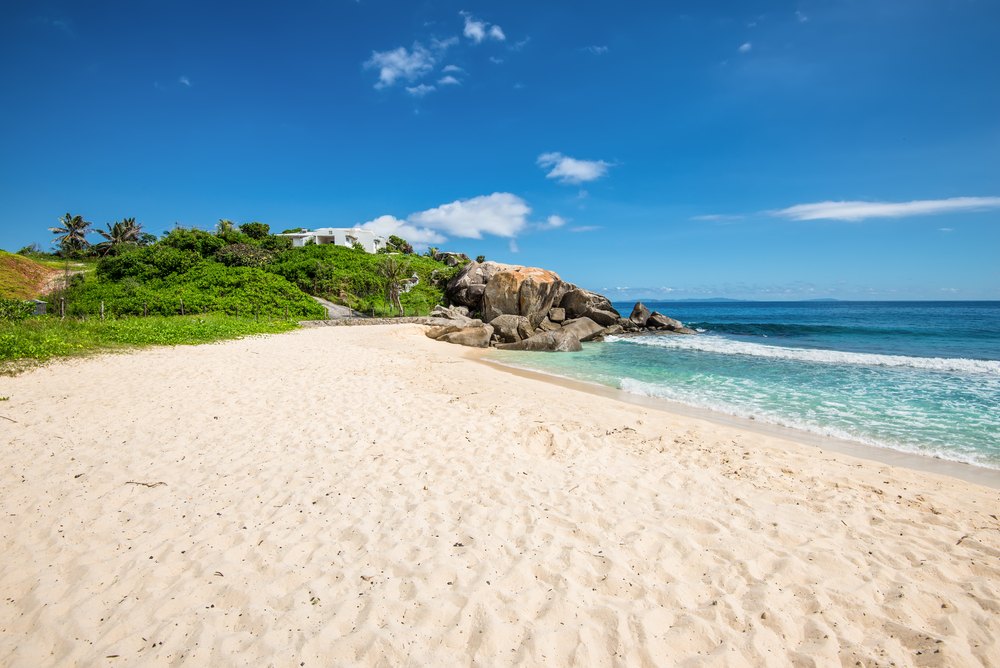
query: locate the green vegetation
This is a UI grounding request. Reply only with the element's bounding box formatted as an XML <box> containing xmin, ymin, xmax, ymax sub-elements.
<box><xmin>94</xmin><ymin>217</ymin><xmax>144</xmax><ymax>256</ymax></box>
<box><xmin>4</xmin><ymin>211</ymin><xmax>469</xmax><ymax>367</ymax></box>
<box><xmin>1</xmin><ymin>314</ymin><xmax>298</xmax><ymax>374</ymax></box>
<box><xmin>0</xmin><ymin>250</ymin><xmax>58</xmax><ymax>299</ymax></box>
<box><xmin>48</xmin><ymin>212</ymin><xmax>93</xmax><ymax>254</ymax></box>
<box><xmin>268</xmin><ymin>243</ymin><xmax>461</xmax><ymax>315</ymax></box>
<box><xmin>49</xmin><ymin>247</ymin><xmax>324</xmax><ymax>319</ymax></box>
<box><xmin>1</xmin><ymin>298</ymin><xmax>36</xmax><ymax>322</ymax></box>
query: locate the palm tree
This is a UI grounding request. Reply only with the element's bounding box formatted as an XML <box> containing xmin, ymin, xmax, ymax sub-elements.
<box><xmin>49</xmin><ymin>212</ymin><xmax>92</xmax><ymax>253</ymax></box>
<box><xmin>378</xmin><ymin>255</ymin><xmax>411</xmax><ymax>314</ymax></box>
<box><xmin>94</xmin><ymin>217</ymin><xmax>144</xmax><ymax>256</ymax></box>
<box><xmin>216</xmin><ymin>219</ymin><xmax>235</xmax><ymax>234</ymax></box>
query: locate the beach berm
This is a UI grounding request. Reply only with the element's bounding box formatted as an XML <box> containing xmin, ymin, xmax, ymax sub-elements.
<box><xmin>1</xmin><ymin>324</ymin><xmax>998</xmax><ymax>667</ymax></box>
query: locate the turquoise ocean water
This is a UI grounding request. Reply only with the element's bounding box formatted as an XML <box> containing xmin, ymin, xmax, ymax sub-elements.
<box><xmin>485</xmin><ymin>301</ymin><xmax>1000</xmax><ymax>470</ymax></box>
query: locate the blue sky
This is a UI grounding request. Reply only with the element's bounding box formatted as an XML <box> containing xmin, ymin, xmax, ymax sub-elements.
<box><xmin>1</xmin><ymin>0</ymin><xmax>998</xmax><ymax>300</ymax></box>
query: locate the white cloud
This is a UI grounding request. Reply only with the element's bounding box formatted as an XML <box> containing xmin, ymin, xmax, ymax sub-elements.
<box><xmin>739</xmin><ymin>42</ymin><xmax>752</xmax><ymax>53</ymax></box>
<box><xmin>364</xmin><ymin>44</ymin><xmax>435</xmax><ymax>89</ymax></box>
<box><xmin>359</xmin><ymin>215</ymin><xmax>447</xmax><ymax>247</ymax></box>
<box><xmin>585</xmin><ymin>45</ymin><xmax>609</xmax><ymax>54</ymax></box>
<box><xmin>461</xmin><ymin>11</ymin><xmax>505</xmax><ymax>44</ymax></box>
<box><xmin>796</xmin><ymin>11</ymin><xmax>808</xmax><ymax>22</ymax></box>
<box><xmin>508</xmin><ymin>239</ymin><xmax>520</xmax><ymax>253</ymax></box>
<box><xmin>406</xmin><ymin>84</ymin><xmax>435</xmax><ymax>96</ymax></box>
<box><xmin>490</xmin><ymin>56</ymin><xmax>504</xmax><ymax>64</ymax></box>
<box><xmin>360</xmin><ymin>193</ymin><xmax>533</xmax><ymax>249</ymax></box>
<box><xmin>544</xmin><ymin>215</ymin><xmax>567</xmax><ymax>228</ymax></box>
<box><xmin>939</xmin><ymin>227</ymin><xmax>953</xmax><ymax>232</ymax></box>
<box><xmin>179</xmin><ymin>76</ymin><xmax>191</xmax><ymax>86</ymax></box>
<box><xmin>570</xmin><ymin>226</ymin><xmax>600</xmax><ymax>232</ymax></box>
<box><xmin>409</xmin><ymin>193</ymin><xmax>530</xmax><ymax>238</ymax></box>
<box><xmin>437</xmin><ymin>75</ymin><xmax>460</xmax><ymax>85</ymax></box>
<box><xmin>537</xmin><ymin>152</ymin><xmax>611</xmax><ymax>185</ymax></box>
<box><xmin>432</xmin><ymin>36</ymin><xmax>459</xmax><ymax>52</ymax></box>
<box><xmin>442</xmin><ymin>64</ymin><xmax>463</xmax><ymax>73</ymax></box>
<box><xmin>773</xmin><ymin>197</ymin><xmax>1000</xmax><ymax>221</ymax></box>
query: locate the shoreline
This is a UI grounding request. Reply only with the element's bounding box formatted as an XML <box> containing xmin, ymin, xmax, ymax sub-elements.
<box><xmin>472</xmin><ymin>351</ymin><xmax>1000</xmax><ymax>489</ymax></box>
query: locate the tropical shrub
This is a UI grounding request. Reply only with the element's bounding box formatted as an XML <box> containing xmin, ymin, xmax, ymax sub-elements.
<box><xmin>159</xmin><ymin>227</ymin><xmax>226</xmax><ymax>257</ymax></box>
<box><xmin>386</xmin><ymin>235</ymin><xmax>414</xmax><ymax>255</ymax></box>
<box><xmin>48</xmin><ymin>263</ymin><xmax>323</xmax><ymax>319</ymax></box>
<box><xmin>216</xmin><ymin>244</ymin><xmax>275</xmax><ymax>268</ymax></box>
<box><xmin>0</xmin><ymin>299</ymin><xmax>35</xmax><ymax>322</ymax></box>
<box><xmin>267</xmin><ymin>243</ymin><xmax>458</xmax><ymax>313</ymax></box>
<box><xmin>240</xmin><ymin>222</ymin><xmax>270</xmax><ymax>240</ymax></box>
<box><xmin>96</xmin><ymin>245</ymin><xmax>204</xmax><ymax>282</ymax></box>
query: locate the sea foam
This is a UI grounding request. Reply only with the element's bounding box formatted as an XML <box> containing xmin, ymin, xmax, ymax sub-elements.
<box><xmin>607</xmin><ymin>334</ymin><xmax>1000</xmax><ymax>375</ymax></box>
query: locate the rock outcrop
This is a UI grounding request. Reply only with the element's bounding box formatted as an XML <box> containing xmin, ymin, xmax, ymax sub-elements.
<box><xmin>481</xmin><ymin>267</ymin><xmax>563</xmax><ymax>329</ymax></box>
<box><xmin>436</xmin><ymin>326</ymin><xmax>493</xmax><ymax>348</ymax></box>
<box><xmin>445</xmin><ymin>261</ymin><xmax>517</xmax><ymax>308</ymax></box>
<box><xmin>490</xmin><ymin>314</ymin><xmax>532</xmax><ymax>343</ymax></box>
<box><xmin>629</xmin><ymin>302</ymin><xmax>651</xmax><ymax>326</ymax></box>
<box><xmin>559</xmin><ymin>317</ymin><xmax>605</xmax><ymax>343</ymax></box>
<box><xmin>560</xmin><ymin>288</ymin><xmax>620</xmax><ymax>327</ymax></box>
<box><xmin>497</xmin><ymin>330</ymin><xmax>583</xmax><ymax>352</ymax></box>
<box><xmin>432</xmin><ymin>251</ymin><xmax>471</xmax><ymax>267</ymax></box>
<box><xmin>647</xmin><ymin>312</ymin><xmax>683</xmax><ymax>330</ymax></box>
<box><xmin>434</xmin><ymin>273</ymin><xmax>698</xmax><ymax>351</ymax></box>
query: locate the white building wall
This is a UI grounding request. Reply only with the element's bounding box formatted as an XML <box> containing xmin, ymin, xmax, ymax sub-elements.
<box><xmin>281</xmin><ymin>228</ymin><xmax>387</xmax><ymax>253</ymax></box>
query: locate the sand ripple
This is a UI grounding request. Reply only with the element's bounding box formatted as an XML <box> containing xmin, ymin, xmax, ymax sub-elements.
<box><xmin>1</xmin><ymin>325</ymin><xmax>998</xmax><ymax>667</ymax></box>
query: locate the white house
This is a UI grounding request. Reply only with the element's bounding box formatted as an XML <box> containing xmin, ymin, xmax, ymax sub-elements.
<box><xmin>280</xmin><ymin>228</ymin><xmax>388</xmax><ymax>253</ymax></box>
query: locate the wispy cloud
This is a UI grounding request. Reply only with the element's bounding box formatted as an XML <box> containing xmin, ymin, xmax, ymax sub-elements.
<box><xmin>31</xmin><ymin>16</ymin><xmax>73</xmax><ymax>34</ymax></box>
<box><xmin>508</xmin><ymin>239</ymin><xmax>520</xmax><ymax>253</ymax></box>
<box><xmin>537</xmin><ymin>152</ymin><xmax>612</xmax><ymax>185</ymax></box>
<box><xmin>437</xmin><ymin>75</ymin><xmax>460</xmax><ymax>86</ymax></box>
<box><xmin>490</xmin><ymin>56</ymin><xmax>504</xmax><ymax>64</ymax></box>
<box><xmin>432</xmin><ymin>36</ymin><xmax>459</xmax><ymax>51</ymax></box>
<box><xmin>365</xmin><ymin>44</ymin><xmax>437</xmax><ymax>89</ymax></box>
<box><xmin>692</xmin><ymin>214</ymin><xmax>744</xmax><ymax>222</ymax></box>
<box><xmin>461</xmin><ymin>11</ymin><xmax>505</xmax><ymax>44</ymax></box>
<box><xmin>543</xmin><ymin>215</ymin><xmax>567</xmax><ymax>228</ymax></box>
<box><xmin>570</xmin><ymin>226</ymin><xmax>600</xmax><ymax>232</ymax></box>
<box><xmin>739</xmin><ymin>42</ymin><xmax>752</xmax><ymax>53</ymax></box>
<box><xmin>795</xmin><ymin>11</ymin><xmax>809</xmax><ymax>22</ymax></box>
<box><xmin>939</xmin><ymin>227</ymin><xmax>953</xmax><ymax>232</ymax></box>
<box><xmin>406</xmin><ymin>84</ymin><xmax>435</xmax><ymax>97</ymax></box>
<box><xmin>585</xmin><ymin>45</ymin><xmax>609</xmax><ymax>54</ymax></box>
<box><xmin>773</xmin><ymin>197</ymin><xmax>1000</xmax><ymax>221</ymax></box>
<box><xmin>179</xmin><ymin>76</ymin><xmax>191</xmax><ymax>86</ymax></box>
<box><xmin>442</xmin><ymin>64</ymin><xmax>463</xmax><ymax>73</ymax></box>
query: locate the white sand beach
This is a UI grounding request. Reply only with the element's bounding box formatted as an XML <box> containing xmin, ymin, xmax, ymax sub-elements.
<box><xmin>2</xmin><ymin>324</ymin><xmax>998</xmax><ymax>667</ymax></box>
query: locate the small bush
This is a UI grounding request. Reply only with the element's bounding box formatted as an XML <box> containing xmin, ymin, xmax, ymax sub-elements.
<box><xmin>0</xmin><ymin>299</ymin><xmax>35</xmax><ymax>322</ymax></box>
<box><xmin>240</xmin><ymin>222</ymin><xmax>270</xmax><ymax>240</ymax></box>
<box><xmin>216</xmin><ymin>244</ymin><xmax>275</xmax><ymax>268</ymax></box>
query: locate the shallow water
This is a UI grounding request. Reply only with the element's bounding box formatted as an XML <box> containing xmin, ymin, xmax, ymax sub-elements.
<box><xmin>486</xmin><ymin>301</ymin><xmax>1000</xmax><ymax>470</ymax></box>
